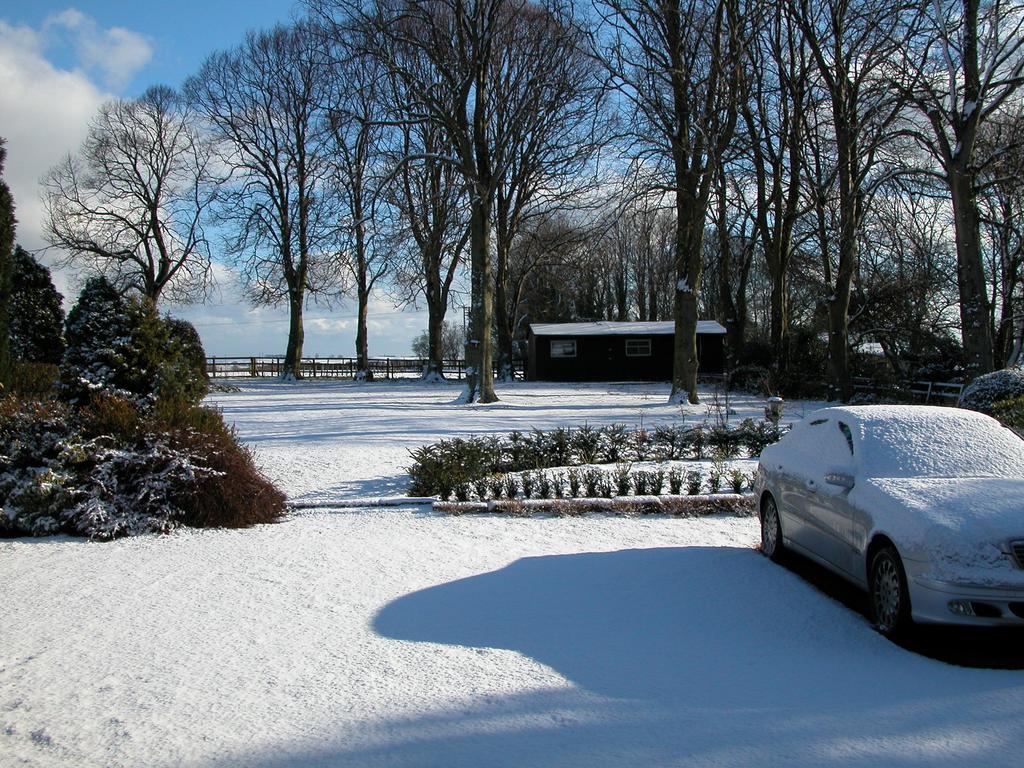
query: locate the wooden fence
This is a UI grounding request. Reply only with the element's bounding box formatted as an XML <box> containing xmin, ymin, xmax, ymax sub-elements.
<box><xmin>851</xmin><ymin>377</ymin><xmax>964</xmax><ymax>404</ymax></box>
<box><xmin>205</xmin><ymin>356</ymin><xmax>521</xmax><ymax>380</ymax></box>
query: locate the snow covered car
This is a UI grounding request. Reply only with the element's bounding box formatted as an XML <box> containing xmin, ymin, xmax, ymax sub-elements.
<box><xmin>755</xmin><ymin>405</ymin><xmax>1024</xmax><ymax>637</ymax></box>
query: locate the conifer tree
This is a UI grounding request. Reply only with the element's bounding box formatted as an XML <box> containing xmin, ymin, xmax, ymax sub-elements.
<box><xmin>0</xmin><ymin>139</ymin><xmax>15</xmax><ymax>391</ymax></box>
<box><xmin>9</xmin><ymin>246</ymin><xmax>65</xmax><ymax>365</ymax></box>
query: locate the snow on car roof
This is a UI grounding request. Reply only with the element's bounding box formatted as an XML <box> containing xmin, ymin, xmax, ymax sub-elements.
<box><xmin>529</xmin><ymin>320</ymin><xmax>727</xmax><ymax>336</ymax></box>
<box><xmin>806</xmin><ymin>405</ymin><xmax>1024</xmax><ymax>479</ymax></box>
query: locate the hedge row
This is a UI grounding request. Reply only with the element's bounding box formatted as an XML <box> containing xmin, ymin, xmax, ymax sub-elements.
<box><xmin>437</xmin><ymin>464</ymin><xmax>753</xmax><ymax>502</ymax></box>
<box><xmin>409</xmin><ymin>419</ymin><xmax>781</xmax><ymax>498</ymax></box>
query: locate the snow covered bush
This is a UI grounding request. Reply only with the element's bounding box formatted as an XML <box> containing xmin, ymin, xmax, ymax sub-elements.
<box><xmin>959</xmin><ymin>368</ymin><xmax>1024</xmax><ymax>414</ymax></box>
<box><xmin>3</xmin><ymin>283</ymin><xmax>280</xmax><ymax>540</ymax></box>
<box><xmin>0</xmin><ymin>394</ymin><xmax>286</xmax><ymax>539</ymax></box>
<box><xmin>60</xmin><ymin>277</ymin><xmax>135</xmax><ymax>405</ymax></box>
<box><xmin>60</xmin><ymin>278</ymin><xmax>208</xmax><ymax>408</ymax></box>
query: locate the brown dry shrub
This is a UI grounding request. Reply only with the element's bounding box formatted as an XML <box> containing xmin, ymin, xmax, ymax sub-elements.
<box><xmin>161</xmin><ymin>404</ymin><xmax>286</xmax><ymax>529</ymax></box>
<box><xmin>79</xmin><ymin>393</ymin><xmax>142</xmax><ymax>440</ymax></box>
<box><xmin>9</xmin><ymin>362</ymin><xmax>59</xmax><ymax>399</ymax></box>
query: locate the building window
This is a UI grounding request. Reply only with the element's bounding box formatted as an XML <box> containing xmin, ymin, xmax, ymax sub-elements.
<box><xmin>625</xmin><ymin>339</ymin><xmax>651</xmax><ymax>357</ymax></box>
<box><xmin>550</xmin><ymin>340</ymin><xmax>577</xmax><ymax>358</ymax></box>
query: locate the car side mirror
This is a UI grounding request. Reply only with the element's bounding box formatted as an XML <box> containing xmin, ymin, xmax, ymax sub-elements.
<box><xmin>824</xmin><ymin>469</ymin><xmax>855</xmax><ymax>490</ymax></box>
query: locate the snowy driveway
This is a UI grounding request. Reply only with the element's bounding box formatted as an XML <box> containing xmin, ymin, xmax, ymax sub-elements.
<box><xmin>3</xmin><ymin>381</ymin><xmax>1024</xmax><ymax>767</ymax></box>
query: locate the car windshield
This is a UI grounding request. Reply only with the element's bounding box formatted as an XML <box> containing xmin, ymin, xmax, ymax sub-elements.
<box><xmin>857</xmin><ymin>411</ymin><xmax>1024</xmax><ymax>479</ymax></box>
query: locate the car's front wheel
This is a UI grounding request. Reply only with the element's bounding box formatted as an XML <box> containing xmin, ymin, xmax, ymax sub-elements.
<box><xmin>869</xmin><ymin>545</ymin><xmax>912</xmax><ymax>638</ymax></box>
<box><xmin>760</xmin><ymin>494</ymin><xmax>784</xmax><ymax>562</ymax></box>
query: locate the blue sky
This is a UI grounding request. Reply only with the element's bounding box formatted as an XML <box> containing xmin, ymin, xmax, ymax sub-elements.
<box><xmin>0</xmin><ymin>1</ymin><xmax>432</xmax><ymax>358</ymax></box>
<box><xmin>2</xmin><ymin>1</ymin><xmax>301</xmax><ymax>94</ymax></box>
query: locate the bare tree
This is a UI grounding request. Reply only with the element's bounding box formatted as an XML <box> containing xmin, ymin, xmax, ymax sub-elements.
<box><xmin>491</xmin><ymin>3</ymin><xmax>606</xmax><ymax>380</ymax></box>
<box><xmin>740</xmin><ymin>5</ymin><xmax>810</xmax><ymax>376</ymax></box>
<box><xmin>790</xmin><ymin>0</ymin><xmax>915</xmax><ymax>401</ymax></box>
<box><xmin>388</xmin><ymin>116</ymin><xmax>470</xmax><ymax>381</ymax></box>
<box><xmin>710</xmin><ymin>167</ymin><xmax>757</xmax><ymax>363</ymax></box>
<box><xmin>344</xmin><ymin>0</ymin><xmax>508</xmax><ymax>402</ymax></box>
<box><xmin>897</xmin><ymin>0</ymin><xmax>1024</xmax><ymax>376</ymax></box>
<box><xmin>186</xmin><ymin>23</ymin><xmax>339</xmax><ymax>380</ymax></box>
<box><xmin>326</xmin><ymin>39</ymin><xmax>393</xmax><ymax>380</ymax></box>
<box><xmin>853</xmin><ymin>178</ymin><xmax>960</xmax><ymax>379</ymax></box>
<box><xmin>977</xmin><ymin>109</ymin><xmax>1024</xmax><ymax>365</ymax></box>
<box><xmin>42</xmin><ymin>86</ymin><xmax>215</xmax><ymax>303</ymax></box>
<box><xmin>595</xmin><ymin>0</ymin><xmax>748</xmax><ymax>403</ymax></box>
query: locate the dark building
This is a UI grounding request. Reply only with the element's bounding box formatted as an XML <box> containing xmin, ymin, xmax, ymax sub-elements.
<box><xmin>526</xmin><ymin>321</ymin><xmax>727</xmax><ymax>382</ymax></box>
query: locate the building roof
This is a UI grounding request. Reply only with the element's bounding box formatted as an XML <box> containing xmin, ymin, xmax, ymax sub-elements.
<box><xmin>529</xmin><ymin>320</ymin><xmax>727</xmax><ymax>337</ymax></box>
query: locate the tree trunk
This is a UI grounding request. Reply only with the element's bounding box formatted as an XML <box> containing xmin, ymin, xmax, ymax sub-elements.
<box><xmin>464</xmin><ymin>192</ymin><xmax>498</xmax><ymax>403</ymax></box>
<box><xmin>671</xmin><ymin>188</ymin><xmax>704</xmax><ymax>404</ymax></box>
<box><xmin>768</xmin><ymin>261</ymin><xmax>789</xmax><ymax>374</ymax></box>
<box><xmin>355</xmin><ymin>276</ymin><xmax>371</xmax><ymax>381</ymax></box>
<box><xmin>494</xmin><ymin>238</ymin><xmax>515</xmax><ymax>381</ymax></box>
<box><xmin>354</xmin><ymin>218</ymin><xmax>373</xmax><ymax>381</ymax></box>
<box><xmin>949</xmin><ymin>166</ymin><xmax>996</xmax><ymax>376</ymax></box>
<box><xmin>283</xmin><ymin>289</ymin><xmax>304</xmax><ymax>380</ymax></box>
<box><xmin>827</xmin><ymin>289</ymin><xmax>852</xmax><ymax>402</ymax></box>
<box><xmin>425</xmin><ymin>297</ymin><xmax>446</xmax><ymax>380</ymax></box>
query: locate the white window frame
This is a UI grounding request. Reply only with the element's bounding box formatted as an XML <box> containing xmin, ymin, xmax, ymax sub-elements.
<box><xmin>550</xmin><ymin>339</ymin><xmax>577</xmax><ymax>358</ymax></box>
<box><xmin>625</xmin><ymin>338</ymin><xmax>652</xmax><ymax>357</ymax></box>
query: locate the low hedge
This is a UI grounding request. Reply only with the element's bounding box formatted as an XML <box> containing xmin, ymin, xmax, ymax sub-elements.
<box><xmin>408</xmin><ymin>420</ymin><xmax>778</xmax><ymax>498</ymax></box>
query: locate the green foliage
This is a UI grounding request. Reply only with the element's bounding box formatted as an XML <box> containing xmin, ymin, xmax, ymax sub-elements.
<box><xmin>521</xmin><ymin>471</ymin><xmax>536</xmax><ymax>498</ymax></box>
<box><xmin>653</xmin><ymin>425</ymin><xmax>687</xmax><ymax>460</ymax></box>
<box><xmin>9</xmin><ymin>246</ymin><xmax>64</xmax><ymax>365</ymax></box>
<box><xmin>570</xmin><ymin>423</ymin><xmax>601</xmax><ymax>464</ymax></box>
<box><xmin>667</xmin><ymin>466</ymin><xmax>684</xmax><ymax>494</ymax></box>
<box><xmin>613</xmin><ymin>463</ymin><xmax>632</xmax><ymax>496</ymax></box>
<box><xmin>727</xmin><ymin>365</ymin><xmax>771</xmax><ymax>395</ymax></box>
<box><xmin>737</xmin><ymin>418</ymin><xmax>782</xmax><ymax>456</ymax></box>
<box><xmin>632</xmin><ymin>470</ymin><xmax>661</xmax><ymax>495</ymax></box>
<box><xmin>501</xmin><ymin>474</ymin><xmax>519</xmax><ymax>499</ymax></box>
<box><xmin>992</xmin><ymin>395</ymin><xmax>1024</xmax><ymax>434</ymax></box>
<box><xmin>60</xmin><ymin>277</ymin><xmax>135</xmax><ymax>404</ymax></box>
<box><xmin>406</xmin><ymin>420</ymin><xmax>783</xmax><ymax>496</ymax></box>
<box><xmin>60</xmin><ymin>279</ymin><xmax>207</xmax><ymax>408</ymax></box>
<box><xmin>729</xmin><ymin>469</ymin><xmax>748</xmax><ymax>494</ymax></box>
<box><xmin>708</xmin><ymin>459</ymin><xmax>726</xmax><ymax>494</ymax></box>
<box><xmin>583</xmin><ymin>467</ymin><xmax>603</xmax><ymax>497</ymax></box>
<box><xmin>683</xmin><ymin>425</ymin><xmax>709</xmax><ymax>460</ymax></box>
<box><xmin>708</xmin><ymin>425</ymin><xmax>741</xmax><ymax>459</ymax></box>
<box><xmin>566</xmin><ymin>468</ymin><xmax>582</xmax><ymax>497</ymax></box>
<box><xmin>630</xmin><ymin>425</ymin><xmax>652</xmax><ymax>461</ymax></box>
<box><xmin>536</xmin><ymin>471</ymin><xmax>554</xmax><ymax>499</ymax></box>
<box><xmin>686</xmin><ymin>470</ymin><xmax>703</xmax><ymax>495</ymax></box>
<box><xmin>600</xmin><ymin>423</ymin><xmax>630</xmax><ymax>462</ymax></box>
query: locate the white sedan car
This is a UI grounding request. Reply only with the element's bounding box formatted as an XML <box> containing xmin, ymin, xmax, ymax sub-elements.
<box><xmin>755</xmin><ymin>405</ymin><xmax>1024</xmax><ymax>637</ymax></box>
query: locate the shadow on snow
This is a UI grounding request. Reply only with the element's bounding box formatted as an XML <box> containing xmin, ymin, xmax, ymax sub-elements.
<box><xmin>245</xmin><ymin>546</ymin><xmax>1024</xmax><ymax>767</ymax></box>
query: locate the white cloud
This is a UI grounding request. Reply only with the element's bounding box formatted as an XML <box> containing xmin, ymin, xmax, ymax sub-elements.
<box><xmin>0</xmin><ymin>11</ymin><xmax>150</xmax><ymax>299</ymax></box>
<box><xmin>0</xmin><ymin>18</ymin><xmax>109</xmax><ymax>257</ymax></box>
<box><xmin>167</xmin><ymin>264</ymin><xmax>431</xmax><ymax>358</ymax></box>
<box><xmin>43</xmin><ymin>9</ymin><xmax>153</xmax><ymax>91</ymax></box>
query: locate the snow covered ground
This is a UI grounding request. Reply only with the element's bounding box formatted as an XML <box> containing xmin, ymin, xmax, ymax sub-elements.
<box><xmin>3</xmin><ymin>380</ymin><xmax>1024</xmax><ymax>767</ymax></box>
